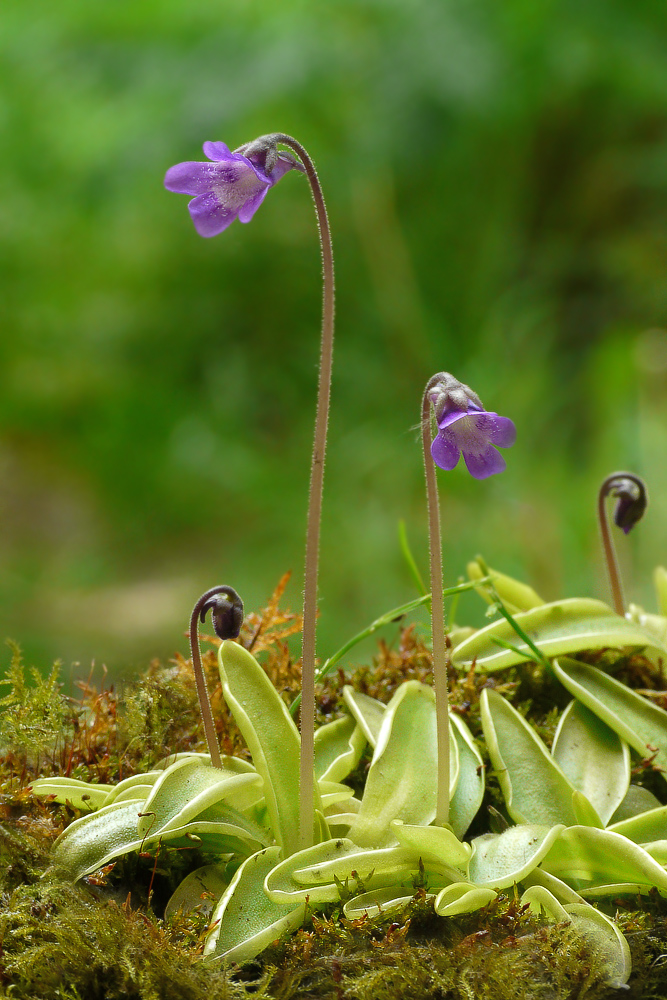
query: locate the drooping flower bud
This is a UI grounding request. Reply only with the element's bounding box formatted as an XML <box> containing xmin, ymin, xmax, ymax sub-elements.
<box><xmin>604</xmin><ymin>473</ymin><xmax>649</xmax><ymax>535</ymax></box>
<box><xmin>200</xmin><ymin>586</ymin><xmax>244</xmax><ymax>640</ymax></box>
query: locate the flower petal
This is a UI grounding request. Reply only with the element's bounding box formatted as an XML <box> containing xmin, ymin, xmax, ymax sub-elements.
<box><xmin>483</xmin><ymin>414</ymin><xmax>517</xmax><ymax>448</ymax></box>
<box><xmin>268</xmin><ymin>153</ymin><xmax>306</xmax><ymax>184</ymax></box>
<box><xmin>462</xmin><ymin>445</ymin><xmax>507</xmax><ymax>480</ymax></box>
<box><xmin>188</xmin><ymin>192</ymin><xmax>238</xmax><ymax>238</ymax></box>
<box><xmin>435</xmin><ymin>408</ymin><xmax>471</xmax><ymax>432</ymax></box>
<box><xmin>237</xmin><ymin>187</ymin><xmax>270</xmax><ymax>223</ymax></box>
<box><xmin>431</xmin><ymin>432</ymin><xmax>461</xmax><ymax>471</ymax></box>
<box><xmin>202</xmin><ymin>141</ymin><xmax>236</xmax><ymax>162</ymax></box>
<box><xmin>164</xmin><ymin>161</ymin><xmax>219</xmax><ymax>196</ymax></box>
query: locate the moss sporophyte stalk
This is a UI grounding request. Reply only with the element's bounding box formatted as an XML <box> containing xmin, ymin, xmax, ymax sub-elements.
<box><xmin>8</xmin><ymin>134</ymin><xmax>667</xmax><ymax>998</ymax></box>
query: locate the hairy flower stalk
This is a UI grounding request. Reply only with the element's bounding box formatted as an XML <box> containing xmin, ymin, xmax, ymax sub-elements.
<box><xmin>166</xmin><ymin>134</ymin><xmax>334</xmax><ymax>848</ymax></box>
<box><xmin>188</xmin><ymin>586</ymin><xmax>244</xmax><ymax>768</ymax></box>
<box><xmin>597</xmin><ymin>472</ymin><xmax>648</xmax><ymax>616</ymax></box>
<box><xmin>423</xmin><ymin>373</ymin><xmax>516</xmax><ymax>825</ymax></box>
<box><xmin>272</xmin><ymin>135</ymin><xmax>335</xmax><ymax>851</ymax></box>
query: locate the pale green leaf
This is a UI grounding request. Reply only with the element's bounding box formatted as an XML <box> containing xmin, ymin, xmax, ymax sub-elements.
<box><xmin>609</xmin><ymin>784</ymin><xmax>662</xmax><ymax>824</ymax></box>
<box><xmin>318</xmin><ymin>780</ymin><xmax>355</xmax><ymax>809</ymax></box>
<box><xmin>204</xmin><ymin>847</ymin><xmax>305</xmax><ymax>964</ymax></box>
<box><xmin>564</xmin><ymin>903</ymin><xmax>631</xmax><ymax>988</ymax></box>
<box><xmin>467</xmin><ymin>559</ymin><xmax>545</xmax><ymax>613</ymax></box>
<box><xmin>608</xmin><ymin>805</ymin><xmax>667</xmax><ymax>844</ymax></box>
<box><xmin>136</xmin><ymin>757</ymin><xmax>262</xmax><ymax>839</ymax></box>
<box><xmin>265</xmin><ymin>839</ymin><xmax>416</xmax><ymax>904</ymax></box>
<box><xmin>655</xmin><ymin>567</ymin><xmax>667</xmax><ymax>617</ymax></box>
<box><xmin>103</xmin><ymin>771</ymin><xmax>163</xmax><ymax>806</ymax></box>
<box><xmin>452</xmin><ymin>599</ymin><xmax>656</xmax><ymax>672</ymax></box>
<box><xmin>344</xmin><ymin>886</ymin><xmax>421</xmax><ymax>919</ymax></box>
<box><xmin>51</xmin><ymin>800</ymin><xmax>144</xmax><ymax>881</ymax></box>
<box><xmin>468</xmin><ymin>825</ymin><xmax>565</xmax><ymax>888</ymax></box>
<box><xmin>480</xmin><ymin>689</ymin><xmax>578</xmax><ymax>827</ymax></box>
<box><xmin>219</xmin><ymin>640</ymin><xmax>311</xmax><ymax>855</ymax></box>
<box><xmin>541</xmin><ymin>825</ymin><xmax>667</xmax><ymax>894</ymax></box>
<box><xmin>552</xmin><ymin>657</ymin><xmax>667</xmax><ymax>778</ymax></box>
<box><xmin>30</xmin><ymin>777</ymin><xmax>113</xmax><ymax>811</ymax></box>
<box><xmin>165</xmin><ymin>863</ymin><xmax>230</xmax><ymax>920</ymax></box>
<box><xmin>342</xmin><ymin>687</ymin><xmax>386</xmax><ymax>748</ymax></box>
<box><xmin>434</xmin><ymin>882</ymin><xmax>497</xmax><ymax>916</ymax></box>
<box><xmin>552</xmin><ymin>701</ymin><xmax>630</xmax><ymax>827</ymax></box>
<box><xmin>448</xmin><ymin>712</ymin><xmax>485</xmax><ymax>839</ymax></box>
<box><xmin>627</xmin><ymin>604</ymin><xmax>667</xmax><ymax>646</ymax></box>
<box><xmin>520</xmin><ymin>885</ymin><xmax>568</xmax><ymax>922</ymax></box>
<box><xmin>347</xmin><ymin>681</ymin><xmax>457</xmax><ymax>848</ymax></box>
<box><xmin>390</xmin><ymin>820</ymin><xmax>471</xmax><ymax>874</ymax></box>
<box><xmin>314</xmin><ymin>714</ymin><xmax>365</xmax><ymax>782</ymax></box>
<box><xmin>520</xmin><ymin>868</ymin><xmax>586</xmax><ymax>905</ymax></box>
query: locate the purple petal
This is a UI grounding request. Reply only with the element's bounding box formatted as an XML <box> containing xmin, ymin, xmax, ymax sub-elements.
<box><xmin>435</xmin><ymin>408</ymin><xmax>471</xmax><ymax>432</ymax></box>
<box><xmin>462</xmin><ymin>445</ymin><xmax>507</xmax><ymax>480</ymax></box>
<box><xmin>268</xmin><ymin>153</ymin><xmax>305</xmax><ymax>185</ymax></box>
<box><xmin>204</xmin><ymin>141</ymin><xmax>271</xmax><ymax>184</ymax></box>
<box><xmin>480</xmin><ymin>413</ymin><xmax>517</xmax><ymax>447</ymax></box>
<box><xmin>164</xmin><ymin>161</ymin><xmax>219</xmax><ymax>196</ymax></box>
<box><xmin>202</xmin><ymin>141</ymin><xmax>236</xmax><ymax>162</ymax></box>
<box><xmin>187</xmin><ymin>192</ymin><xmax>238</xmax><ymax>237</ymax></box>
<box><xmin>431</xmin><ymin>432</ymin><xmax>461</xmax><ymax>471</ymax></box>
<box><xmin>237</xmin><ymin>187</ymin><xmax>270</xmax><ymax>223</ymax></box>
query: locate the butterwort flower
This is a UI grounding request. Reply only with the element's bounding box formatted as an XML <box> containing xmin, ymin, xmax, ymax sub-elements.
<box><xmin>427</xmin><ymin>372</ymin><xmax>516</xmax><ymax>480</ymax></box>
<box><xmin>164</xmin><ymin>137</ymin><xmax>304</xmax><ymax>238</ymax></box>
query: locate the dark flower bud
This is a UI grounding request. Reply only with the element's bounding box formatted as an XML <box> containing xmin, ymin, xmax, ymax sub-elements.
<box><xmin>607</xmin><ymin>474</ymin><xmax>648</xmax><ymax>535</ymax></box>
<box><xmin>200</xmin><ymin>586</ymin><xmax>244</xmax><ymax>640</ymax></box>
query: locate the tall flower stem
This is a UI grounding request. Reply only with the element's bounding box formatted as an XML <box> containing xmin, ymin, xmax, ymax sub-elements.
<box><xmin>422</xmin><ymin>375</ymin><xmax>450</xmax><ymax>827</ymax></box>
<box><xmin>188</xmin><ymin>585</ymin><xmax>245</xmax><ymax>769</ymax></box>
<box><xmin>273</xmin><ymin>135</ymin><xmax>335</xmax><ymax>851</ymax></box>
<box><xmin>598</xmin><ymin>472</ymin><xmax>648</xmax><ymax>616</ymax></box>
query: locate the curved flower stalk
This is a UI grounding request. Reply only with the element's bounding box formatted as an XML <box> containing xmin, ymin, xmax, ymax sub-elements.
<box><xmin>166</xmin><ymin>134</ymin><xmax>335</xmax><ymax>850</ymax></box>
<box><xmin>422</xmin><ymin>373</ymin><xmax>515</xmax><ymax>825</ymax></box>
<box><xmin>597</xmin><ymin>472</ymin><xmax>648</xmax><ymax>616</ymax></box>
<box><xmin>189</xmin><ymin>586</ymin><xmax>244</xmax><ymax>768</ymax></box>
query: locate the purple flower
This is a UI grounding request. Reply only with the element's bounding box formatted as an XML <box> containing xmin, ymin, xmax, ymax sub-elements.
<box><xmin>427</xmin><ymin>373</ymin><xmax>516</xmax><ymax>480</ymax></box>
<box><xmin>164</xmin><ymin>139</ymin><xmax>303</xmax><ymax>238</ymax></box>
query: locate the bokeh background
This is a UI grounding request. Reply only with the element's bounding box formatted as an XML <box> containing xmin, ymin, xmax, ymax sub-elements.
<box><xmin>2</xmin><ymin>0</ymin><xmax>667</xmax><ymax>677</ymax></box>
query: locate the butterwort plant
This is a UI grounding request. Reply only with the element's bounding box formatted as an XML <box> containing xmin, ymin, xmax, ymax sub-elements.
<box><xmin>166</xmin><ymin>134</ymin><xmax>335</xmax><ymax>851</ymax></box>
<box><xmin>421</xmin><ymin>372</ymin><xmax>515</xmax><ymax>825</ymax></box>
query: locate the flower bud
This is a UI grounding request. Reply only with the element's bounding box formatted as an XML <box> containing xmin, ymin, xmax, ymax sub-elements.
<box><xmin>200</xmin><ymin>587</ymin><xmax>244</xmax><ymax>640</ymax></box>
<box><xmin>603</xmin><ymin>473</ymin><xmax>648</xmax><ymax>535</ymax></box>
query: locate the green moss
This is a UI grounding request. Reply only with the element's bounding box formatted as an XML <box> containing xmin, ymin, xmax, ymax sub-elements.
<box><xmin>0</xmin><ymin>881</ymin><xmax>257</xmax><ymax>1000</ymax></box>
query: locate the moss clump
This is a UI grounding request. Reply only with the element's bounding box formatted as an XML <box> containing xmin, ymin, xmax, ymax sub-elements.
<box><xmin>260</xmin><ymin>894</ymin><xmax>630</xmax><ymax>1000</ymax></box>
<box><xmin>0</xmin><ymin>881</ymin><xmax>257</xmax><ymax>1000</ymax></box>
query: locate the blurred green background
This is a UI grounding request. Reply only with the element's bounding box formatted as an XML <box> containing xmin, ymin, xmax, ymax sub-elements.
<box><xmin>2</xmin><ymin>0</ymin><xmax>667</xmax><ymax>677</ymax></box>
